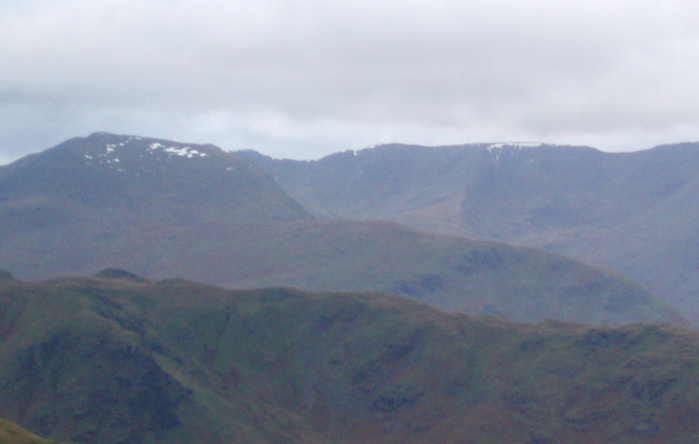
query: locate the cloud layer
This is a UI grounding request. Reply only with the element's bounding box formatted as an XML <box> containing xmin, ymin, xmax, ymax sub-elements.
<box><xmin>3</xmin><ymin>0</ymin><xmax>699</xmax><ymax>161</ymax></box>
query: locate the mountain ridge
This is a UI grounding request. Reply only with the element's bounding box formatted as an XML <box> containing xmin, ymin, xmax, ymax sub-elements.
<box><xmin>0</xmin><ymin>132</ymin><xmax>311</xmax><ymax>223</ymax></box>
<box><xmin>237</xmin><ymin>141</ymin><xmax>699</xmax><ymax>320</ymax></box>
<box><xmin>1</xmin><ymin>274</ymin><xmax>699</xmax><ymax>443</ymax></box>
<box><xmin>0</xmin><ymin>133</ymin><xmax>685</xmax><ymax>326</ymax></box>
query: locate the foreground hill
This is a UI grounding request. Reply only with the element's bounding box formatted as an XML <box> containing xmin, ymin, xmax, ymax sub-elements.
<box><xmin>1</xmin><ymin>273</ymin><xmax>699</xmax><ymax>443</ymax></box>
<box><xmin>0</xmin><ymin>134</ymin><xmax>680</xmax><ymax>325</ymax></box>
<box><xmin>237</xmin><ymin>142</ymin><xmax>699</xmax><ymax>320</ymax></box>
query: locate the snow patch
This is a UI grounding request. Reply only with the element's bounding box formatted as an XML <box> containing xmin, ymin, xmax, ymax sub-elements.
<box><xmin>149</xmin><ymin>142</ymin><xmax>209</xmax><ymax>159</ymax></box>
<box><xmin>487</xmin><ymin>142</ymin><xmax>543</xmax><ymax>152</ymax></box>
<box><xmin>164</xmin><ymin>146</ymin><xmax>195</xmax><ymax>158</ymax></box>
<box><xmin>486</xmin><ymin>142</ymin><xmax>543</xmax><ymax>164</ymax></box>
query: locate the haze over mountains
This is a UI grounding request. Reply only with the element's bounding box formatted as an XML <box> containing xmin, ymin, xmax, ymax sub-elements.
<box><xmin>2</xmin><ymin>272</ymin><xmax>699</xmax><ymax>443</ymax></box>
<box><xmin>238</xmin><ymin>142</ymin><xmax>699</xmax><ymax>322</ymax></box>
<box><xmin>3</xmin><ymin>133</ymin><xmax>699</xmax><ymax>443</ymax></box>
<box><xmin>0</xmin><ymin>133</ymin><xmax>681</xmax><ymax>326</ymax></box>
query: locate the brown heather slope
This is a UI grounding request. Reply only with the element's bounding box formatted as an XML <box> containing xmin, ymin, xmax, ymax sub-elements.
<box><xmin>238</xmin><ymin>142</ymin><xmax>699</xmax><ymax>322</ymax></box>
<box><xmin>1</xmin><ymin>273</ymin><xmax>699</xmax><ymax>443</ymax></box>
<box><xmin>0</xmin><ymin>134</ymin><xmax>681</xmax><ymax>326</ymax></box>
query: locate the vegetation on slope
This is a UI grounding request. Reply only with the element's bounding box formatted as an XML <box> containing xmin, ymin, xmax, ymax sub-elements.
<box><xmin>239</xmin><ymin>142</ymin><xmax>699</xmax><ymax>323</ymax></box>
<box><xmin>0</xmin><ymin>134</ymin><xmax>680</xmax><ymax>326</ymax></box>
<box><xmin>142</xmin><ymin>219</ymin><xmax>681</xmax><ymax>325</ymax></box>
<box><xmin>1</xmin><ymin>274</ymin><xmax>699</xmax><ymax>443</ymax></box>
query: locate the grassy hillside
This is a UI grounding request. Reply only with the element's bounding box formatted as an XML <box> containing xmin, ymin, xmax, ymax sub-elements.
<box><xmin>239</xmin><ymin>142</ymin><xmax>699</xmax><ymax>323</ymax></box>
<box><xmin>0</xmin><ymin>134</ymin><xmax>680</xmax><ymax>326</ymax></box>
<box><xmin>1</xmin><ymin>274</ymin><xmax>699</xmax><ymax>443</ymax></box>
<box><xmin>143</xmin><ymin>219</ymin><xmax>681</xmax><ymax>325</ymax></box>
<box><xmin>0</xmin><ymin>132</ymin><xmax>310</xmax><ymax>231</ymax></box>
<box><xmin>571</xmin><ymin>173</ymin><xmax>699</xmax><ymax>321</ymax></box>
<box><xmin>238</xmin><ymin>142</ymin><xmax>699</xmax><ymax>243</ymax></box>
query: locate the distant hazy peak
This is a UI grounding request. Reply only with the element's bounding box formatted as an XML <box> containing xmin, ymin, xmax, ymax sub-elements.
<box><xmin>94</xmin><ymin>268</ymin><xmax>148</xmax><ymax>283</ymax></box>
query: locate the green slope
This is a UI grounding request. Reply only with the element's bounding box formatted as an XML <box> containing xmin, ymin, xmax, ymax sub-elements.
<box><xmin>571</xmin><ymin>174</ymin><xmax>699</xmax><ymax>321</ymax></box>
<box><xmin>1</xmin><ymin>274</ymin><xmax>699</xmax><ymax>443</ymax></box>
<box><xmin>239</xmin><ymin>142</ymin><xmax>699</xmax><ymax>324</ymax></box>
<box><xmin>143</xmin><ymin>219</ymin><xmax>681</xmax><ymax>325</ymax></box>
<box><xmin>0</xmin><ymin>134</ymin><xmax>680</xmax><ymax>326</ymax></box>
<box><xmin>238</xmin><ymin>142</ymin><xmax>699</xmax><ymax>244</ymax></box>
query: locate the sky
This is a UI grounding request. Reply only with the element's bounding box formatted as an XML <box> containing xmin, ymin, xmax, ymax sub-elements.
<box><xmin>3</xmin><ymin>0</ymin><xmax>699</xmax><ymax>165</ymax></box>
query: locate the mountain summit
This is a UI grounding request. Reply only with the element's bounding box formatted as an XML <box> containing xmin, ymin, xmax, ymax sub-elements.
<box><xmin>0</xmin><ymin>133</ymin><xmax>310</xmax><ymax>281</ymax></box>
<box><xmin>0</xmin><ymin>134</ymin><xmax>684</xmax><ymax>326</ymax></box>
<box><xmin>1</xmin><ymin>132</ymin><xmax>310</xmax><ymax>223</ymax></box>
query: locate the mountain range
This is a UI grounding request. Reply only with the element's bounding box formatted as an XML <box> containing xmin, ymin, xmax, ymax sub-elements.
<box><xmin>2</xmin><ymin>272</ymin><xmax>699</xmax><ymax>443</ymax></box>
<box><xmin>3</xmin><ymin>133</ymin><xmax>699</xmax><ymax>443</ymax></box>
<box><xmin>237</xmin><ymin>142</ymin><xmax>699</xmax><ymax>321</ymax></box>
<box><xmin>0</xmin><ymin>133</ymin><xmax>682</xmax><ymax>326</ymax></box>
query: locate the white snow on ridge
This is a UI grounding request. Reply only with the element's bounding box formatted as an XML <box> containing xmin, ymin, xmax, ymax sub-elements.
<box><xmin>486</xmin><ymin>142</ymin><xmax>543</xmax><ymax>164</ymax></box>
<box><xmin>149</xmin><ymin>142</ymin><xmax>209</xmax><ymax>159</ymax></box>
<box><xmin>90</xmin><ymin>140</ymin><xmax>209</xmax><ymax>173</ymax></box>
<box><xmin>164</xmin><ymin>146</ymin><xmax>208</xmax><ymax>158</ymax></box>
<box><xmin>487</xmin><ymin>142</ymin><xmax>543</xmax><ymax>152</ymax></box>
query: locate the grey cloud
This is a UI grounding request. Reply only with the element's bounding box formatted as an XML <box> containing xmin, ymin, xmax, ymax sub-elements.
<box><xmin>2</xmin><ymin>0</ymin><xmax>699</xmax><ymax>162</ymax></box>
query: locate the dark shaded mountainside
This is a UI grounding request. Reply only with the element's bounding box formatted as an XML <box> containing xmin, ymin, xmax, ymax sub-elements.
<box><xmin>0</xmin><ymin>418</ymin><xmax>67</xmax><ymax>443</ymax></box>
<box><xmin>237</xmin><ymin>142</ymin><xmax>699</xmax><ymax>321</ymax></box>
<box><xmin>0</xmin><ymin>133</ymin><xmax>681</xmax><ymax>325</ymax></box>
<box><xmin>2</xmin><ymin>272</ymin><xmax>699</xmax><ymax>443</ymax></box>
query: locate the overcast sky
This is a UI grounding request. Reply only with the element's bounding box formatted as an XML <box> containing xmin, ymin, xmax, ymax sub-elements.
<box><xmin>3</xmin><ymin>0</ymin><xmax>699</xmax><ymax>164</ymax></box>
